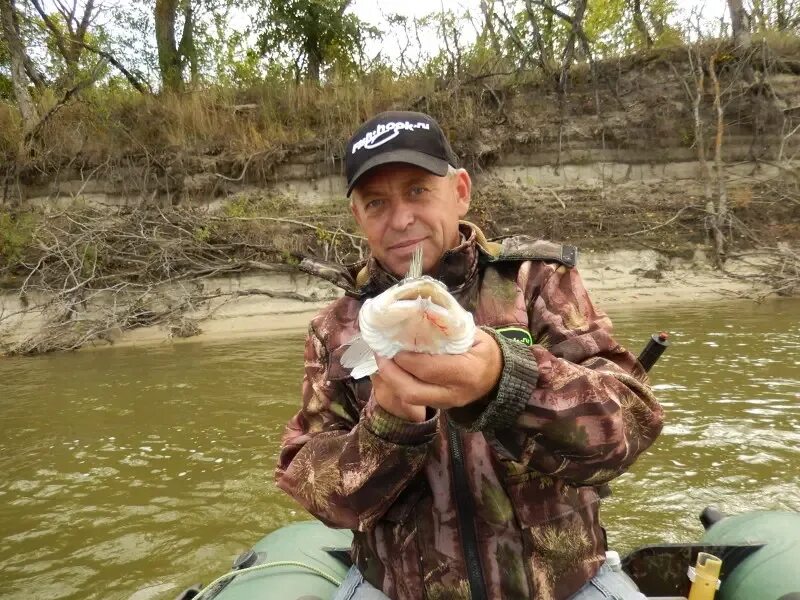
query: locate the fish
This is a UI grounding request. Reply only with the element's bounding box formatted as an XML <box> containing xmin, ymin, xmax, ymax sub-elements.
<box><xmin>341</xmin><ymin>244</ymin><xmax>476</xmax><ymax>379</ymax></box>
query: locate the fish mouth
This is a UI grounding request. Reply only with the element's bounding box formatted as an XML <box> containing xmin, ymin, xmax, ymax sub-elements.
<box><xmin>395</xmin><ymin>282</ymin><xmax>450</xmax><ymax>307</ymax></box>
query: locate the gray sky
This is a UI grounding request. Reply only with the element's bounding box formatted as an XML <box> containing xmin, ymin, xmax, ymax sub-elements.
<box><xmin>349</xmin><ymin>0</ymin><xmax>729</xmax><ymax>64</ymax></box>
<box><xmin>350</xmin><ymin>0</ymin><xmax>728</xmax><ymax>20</ymax></box>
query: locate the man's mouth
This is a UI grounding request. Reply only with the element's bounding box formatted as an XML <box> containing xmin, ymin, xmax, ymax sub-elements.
<box><xmin>388</xmin><ymin>237</ymin><xmax>427</xmax><ymax>250</ymax></box>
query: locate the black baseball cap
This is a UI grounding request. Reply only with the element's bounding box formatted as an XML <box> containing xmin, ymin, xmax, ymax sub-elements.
<box><xmin>345</xmin><ymin>111</ymin><xmax>459</xmax><ymax>197</ymax></box>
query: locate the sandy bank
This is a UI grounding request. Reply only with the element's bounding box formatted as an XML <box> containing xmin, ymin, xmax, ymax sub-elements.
<box><xmin>75</xmin><ymin>248</ymin><xmax>773</xmax><ymax>350</ymax></box>
<box><xmin>0</xmin><ymin>246</ymin><xmax>779</xmax><ymax>354</ymax></box>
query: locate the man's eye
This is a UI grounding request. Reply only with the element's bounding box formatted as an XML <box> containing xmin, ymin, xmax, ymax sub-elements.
<box><xmin>365</xmin><ymin>199</ymin><xmax>384</xmax><ymax>210</ymax></box>
<box><xmin>410</xmin><ymin>186</ymin><xmax>427</xmax><ymax>197</ymax></box>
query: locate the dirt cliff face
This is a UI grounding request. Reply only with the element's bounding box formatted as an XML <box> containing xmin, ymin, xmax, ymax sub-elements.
<box><xmin>2</xmin><ymin>46</ymin><xmax>800</xmax><ymax>357</ymax></box>
<box><xmin>3</xmin><ymin>48</ymin><xmax>798</xmax><ymax>181</ymax></box>
<box><xmin>5</xmin><ymin>45</ymin><xmax>800</xmax><ymax>257</ymax></box>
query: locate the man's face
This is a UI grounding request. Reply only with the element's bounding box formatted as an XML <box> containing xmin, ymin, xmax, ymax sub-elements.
<box><xmin>350</xmin><ymin>163</ymin><xmax>472</xmax><ymax>277</ymax></box>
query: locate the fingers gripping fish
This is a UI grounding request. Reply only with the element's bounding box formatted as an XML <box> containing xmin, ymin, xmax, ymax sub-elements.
<box><xmin>341</xmin><ymin>245</ymin><xmax>476</xmax><ymax>379</ymax></box>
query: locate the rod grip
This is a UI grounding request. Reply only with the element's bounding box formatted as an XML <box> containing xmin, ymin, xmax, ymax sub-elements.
<box><xmin>638</xmin><ymin>332</ymin><xmax>670</xmax><ymax>373</ymax></box>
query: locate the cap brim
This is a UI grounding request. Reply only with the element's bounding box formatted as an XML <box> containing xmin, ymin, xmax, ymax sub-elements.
<box><xmin>346</xmin><ymin>149</ymin><xmax>450</xmax><ymax>197</ymax></box>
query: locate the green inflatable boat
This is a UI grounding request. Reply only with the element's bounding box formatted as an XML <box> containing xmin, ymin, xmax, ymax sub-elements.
<box><xmin>175</xmin><ymin>508</ymin><xmax>800</xmax><ymax>600</ymax></box>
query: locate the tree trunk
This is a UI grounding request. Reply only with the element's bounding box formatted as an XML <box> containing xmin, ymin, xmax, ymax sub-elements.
<box><xmin>479</xmin><ymin>0</ymin><xmax>503</xmax><ymax>57</ymax></box>
<box><xmin>727</xmin><ymin>0</ymin><xmax>752</xmax><ymax>48</ymax></box>
<box><xmin>687</xmin><ymin>49</ymin><xmax>713</xmax><ymax>201</ymax></box>
<box><xmin>8</xmin><ymin>1</ymin><xmax>45</xmax><ymax>90</ymax></box>
<box><xmin>28</xmin><ymin>0</ymin><xmax>92</xmax><ymax>82</ymax></box>
<box><xmin>631</xmin><ymin>0</ymin><xmax>653</xmax><ymax>47</ymax></box>
<box><xmin>306</xmin><ymin>50</ymin><xmax>321</xmax><ymax>83</ymax></box>
<box><xmin>524</xmin><ymin>0</ymin><xmax>555</xmax><ymax>73</ymax></box>
<box><xmin>557</xmin><ymin>0</ymin><xmax>587</xmax><ymax>93</ymax></box>
<box><xmin>155</xmin><ymin>0</ymin><xmax>184</xmax><ymax>92</ymax></box>
<box><xmin>708</xmin><ymin>54</ymin><xmax>729</xmax><ymax>267</ymax></box>
<box><xmin>0</xmin><ymin>0</ymin><xmax>38</xmax><ymax>132</ymax></box>
<box><xmin>177</xmin><ymin>0</ymin><xmax>198</xmax><ymax>85</ymax></box>
<box><xmin>63</xmin><ymin>0</ymin><xmax>94</xmax><ymax>72</ymax></box>
<box><xmin>776</xmin><ymin>0</ymin><xmax>788</xmax><ymax>29</ymax></box>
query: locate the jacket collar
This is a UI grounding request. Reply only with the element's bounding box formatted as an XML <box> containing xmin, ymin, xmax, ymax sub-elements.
<box><xmin>361</xmin><ymin>223</ymin><xmax>479</xmax><ymax>296</ymax></box>
<box><xmin>298</xmin><ymin>222</ymin><xmax>488</xmax><ymax>299</ymax></box>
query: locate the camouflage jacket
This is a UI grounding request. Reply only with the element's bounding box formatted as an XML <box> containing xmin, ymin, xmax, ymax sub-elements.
<box><xmin>276</xmin><ymin>222</ymin><xmax>663</xmax><ymax>600</ymax></box>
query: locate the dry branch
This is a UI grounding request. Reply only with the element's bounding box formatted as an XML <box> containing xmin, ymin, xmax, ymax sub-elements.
<box><xmin>0</xmin><ymin>207</ymin><xmax>358</xmax><ymax>355</ymax></box>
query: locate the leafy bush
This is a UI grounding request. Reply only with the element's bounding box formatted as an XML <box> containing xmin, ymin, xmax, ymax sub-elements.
<box><xmin>0</xmin><ymin>212</ymin><xmax>37</xmax><ymax>267</ymax></box>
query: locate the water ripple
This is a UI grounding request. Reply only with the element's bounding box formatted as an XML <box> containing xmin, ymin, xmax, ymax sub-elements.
<box><xmin>1</xmin><ymin>300</ymin><xmax>799</xmax><ymax>598</ymax></box>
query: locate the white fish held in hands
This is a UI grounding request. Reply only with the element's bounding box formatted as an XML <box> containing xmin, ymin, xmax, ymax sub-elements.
<box><xmin>341</xmin><ymin>244</ymin><xmax>476</xmax><ymax>379</ymax></box>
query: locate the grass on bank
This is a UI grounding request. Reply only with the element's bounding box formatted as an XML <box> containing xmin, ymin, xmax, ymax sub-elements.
<box><xmin>4</xmin><ymin>35</ymin><xmax>800</xmax><ymax>176</ymax></box>
<box><xmin>0</xmin><ymin>70</ymin><xmax>463</xmax><ymax>171</ymax></box>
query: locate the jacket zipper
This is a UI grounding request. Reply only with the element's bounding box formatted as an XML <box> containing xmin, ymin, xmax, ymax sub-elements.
<box><xmin>446</xmin><ymin>418</ymin><xmax>488</xmax><ymax>600</ymax></box>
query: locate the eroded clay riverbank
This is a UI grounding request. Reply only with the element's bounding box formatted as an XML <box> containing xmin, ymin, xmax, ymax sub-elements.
<box><xmin>0</xmin><ymin>246</ymin><xmax>774</xmax><ymax>353</ymax></box>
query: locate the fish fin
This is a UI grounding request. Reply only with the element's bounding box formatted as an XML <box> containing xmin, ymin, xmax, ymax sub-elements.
<box><xmin>406</xmin><ymin>243</ymin><xmax>423</xmax><ymax>279</ymax></box>
<box><xmin>350</xmin><ymin>355</ymin><xmax>378</xmax><ymax>379</ymax></box>
<box><xmin>341</xmin><ymin>337</ymin><xmax>378</xmax><ymax>379</ymax></box>
<box><xmin>340</xmin><ymin>336</ymin><xmax>373</xmax><ymax>368</ymax></box>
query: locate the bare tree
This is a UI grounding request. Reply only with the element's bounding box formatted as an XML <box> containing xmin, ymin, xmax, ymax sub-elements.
<box><xmin>523</xmin><ymin>0</ymin><xmax>555</xmax><ymax>72</ymax></box>
<box><xmin>491</xmin><ymin>0</ymin><xmax>535</xmax><ymax>68</ymax></box>
<box><xmin>27</xmin><ymin>0</ymin><xmax>149</xmax><ymax>92</ymax></box>
<box><xmin>479</xmin><ymin>0</ymin><xmax>503</xmax><ymax>57</ymax></box>
<box><xmin>526</xmin><ymin>0</ymin><xmax>592</xmax><ymax>93</ymax></box>
<box><xmin>685</xmin><ymin>48</ymin><xmax>713</xmax><ymax>202</ymax></box>
<box><xmin>28</xmin><ymin>0</ymin><xmax>97</xmax><ymax>80</ymax></box>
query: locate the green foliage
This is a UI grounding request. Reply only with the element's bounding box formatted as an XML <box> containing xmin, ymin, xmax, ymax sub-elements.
<box><xmin>586</xmin><ymin>0</ymin><xmax>628</xmax><ymax>53</ymax></box>
<box><xmin>586</xmin><ymin>0</ymin><xmax>677</xmax><ymax>55</ymax></box>
<box><xmin>224</xmin><ymin>194</ymin><xmax>299</xmax><ymax>218</ymax></box>
<box><xmin>0</xmin><ymin>213</ymin><xmax>37</xmax><ymax>267</ymax></box>
<box><xmin>0</xmin><ymin>102</ymin><xmax>20</xmax><ymax>158</ymax></box>
<box><xmin>751</xmin><ymin>0</ymin><xmax>800</xmax><ymax>32</ymax></box>
<box><xmin>0</xmin><ymin>34</ymin><xmax>11</xmax><ymax>97</ymax></box>
<box><xmin>80</xmin><ymin>244</ymin><xmax>99</xmax><ymax>277</ymax></box>
<box><xmin>255</xmin><ymin>0</ymin><xmax>375</xmax><ymax>81</ymax></box>
<box><xmin>280</xmin><ymin>249</ymin><xmax>300</xmax><ymax>265</ymax></box>
<box><xmin>0</xmin><ymin>33</ymin><xmax>8</xmax><ymax>64</ymax></box>
<box><xmin>653</xmin><ymin>26</ymin><xmax>684</xmax><ymax>49</ymax></box>
<box><xmin>0</xmin><ymin>76</ymin><xmax>13</xmax><ymax>100</ymax></box>
<box><xmin>2</xmin><ymin>0</ymin><xmax>799</xmax><ymax>172</ymax></box>
<box><xmin>679</xmin><ymin>126</ymin><xmax>695</xmax><ymax>148</ymax></box>
<box><xmin>192</xmin><ymin>225</ymin><xmax>213</xmax><ymax>243</ymax></box>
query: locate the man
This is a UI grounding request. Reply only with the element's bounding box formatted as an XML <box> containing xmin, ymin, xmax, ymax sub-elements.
<box><xmin>276</xmin><ymin>111</ymin><xmax>663</xmax><ymax>600</ymax></box>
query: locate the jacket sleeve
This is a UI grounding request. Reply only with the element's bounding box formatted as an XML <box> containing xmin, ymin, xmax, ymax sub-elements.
<box><xmin>275</xmin><ymin>321</ymin><xmax>438</xmax><ymax>531</ymax></box>
<box><xmin>448</xmin><ymin>262</ymin><xmax>664</xmax><ymax>486</ymax></box>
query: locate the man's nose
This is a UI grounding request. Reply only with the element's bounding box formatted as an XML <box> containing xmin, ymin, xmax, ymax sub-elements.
<box><xmin>388</xmin><ymin>201</ymin><xmax>415</xmax><ymax>230</ymax></box>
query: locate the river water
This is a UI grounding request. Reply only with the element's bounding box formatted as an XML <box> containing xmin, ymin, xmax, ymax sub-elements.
<box><xmin>1</xmin><ymin>299</ymin><xmax>799</xmax><ymax>600</ymax></box>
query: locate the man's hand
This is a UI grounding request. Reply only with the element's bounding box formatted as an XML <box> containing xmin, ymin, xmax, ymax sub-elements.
<box><xmin>374</xmin><ymin>328</ymin><xmax>503</xmax><ymax>411</ymax></box>
<box><xmin>371</xmin><ymin>370</ymin><xmax>428</xmax><ymax>422</ymax></box>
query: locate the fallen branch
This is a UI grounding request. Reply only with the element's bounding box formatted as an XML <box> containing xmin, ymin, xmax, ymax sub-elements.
<box><xmin>624</xmin><ymin>205</ymin><xmax>697</xmax><ymax>236</ymax></box>
<box><xmin>0</xmin><ymin>206</ymin><xmax>358</xmax><ymax>355</ymax></box>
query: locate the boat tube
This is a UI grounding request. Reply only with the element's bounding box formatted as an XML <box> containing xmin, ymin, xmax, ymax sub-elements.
<box><xmin>176</xmin><ymin>508</ymin><xmax>800</xmax><ymax>600</ymax></box>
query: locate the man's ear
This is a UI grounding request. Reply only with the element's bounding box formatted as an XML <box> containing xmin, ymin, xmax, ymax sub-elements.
<box><xmin>350</xmin><ymin>199</ymin><xmax>364</xmax><ymax>231</ymax></box>
<box><xmin>454</xmin><ymin>169</ymin><xmax>472</xmax><ymax>218</ymax></box>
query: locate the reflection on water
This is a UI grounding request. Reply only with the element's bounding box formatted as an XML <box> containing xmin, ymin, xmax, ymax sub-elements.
<box><xmin>1</xmin><ymin>299</ymin><xmax>799</xmax><ymax>599</ymax></box>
